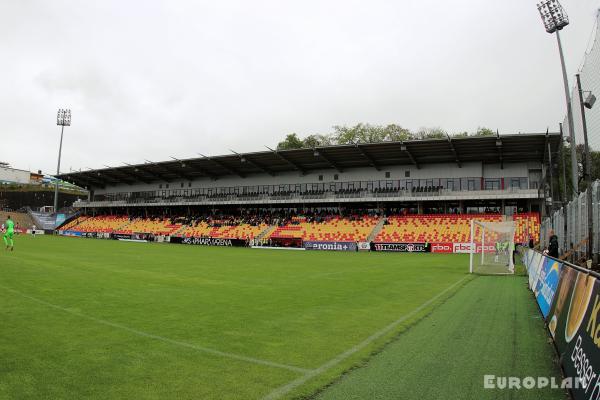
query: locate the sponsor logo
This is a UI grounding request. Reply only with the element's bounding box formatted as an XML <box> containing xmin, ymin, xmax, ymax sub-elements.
<box><xmin>431</xmin><ymin>243</ymin><xmax>453</xmax><ymax>253</ymax></box>
<box><xmin>453</xmin><ymin>243</ymin><xmax>495</xmax><ymax>253</ymax></box>
<box><xmin>357</xmin><ymin>242</ymin><xmax>371</xmax><ymax>251</ymax></box>
<box><xmin>304</xmin><ymin>241</ymin><xmax>357</xmax><ymax>251</ymax></box>
<box><xmin>183</xmin><ymin>237</ymin><xmax>234</xmax><ymax>246</ymax></box>
<box><xmin>374</xmin><ymin>243</ymin><xmax>428</xmax><ymax>252</ymax></box>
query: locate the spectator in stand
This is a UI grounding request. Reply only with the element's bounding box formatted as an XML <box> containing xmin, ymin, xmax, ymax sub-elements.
<box><xmin>548</xmin><ymin>230</ymin><xmax>559</xmax><ymax>258</ymax></box>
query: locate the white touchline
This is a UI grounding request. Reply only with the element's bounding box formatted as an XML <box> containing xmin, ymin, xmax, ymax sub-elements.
<box><xmin>0</xmin><ymin>284</ymin><xmax>311</xmax><ymax>374</ymax></box>
<box><xmin>262</xmin><ymin>274</ymin><xmax>472</xmax><ymax>400</ymax></box>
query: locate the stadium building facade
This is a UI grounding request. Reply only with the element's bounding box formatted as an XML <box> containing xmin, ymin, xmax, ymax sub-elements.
<box><xmin>57</xmin><ymin>133</ymin><xmax>559</xmax><ymax>250</ymax></box>
<box><xmin>60</xmin><ymin>133</ymin><xmax>559</xmax><ymax>215</ymax></box>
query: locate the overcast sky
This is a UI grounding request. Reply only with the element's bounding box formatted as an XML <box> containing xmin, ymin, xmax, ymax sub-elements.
<box><xmin>1</xmin><ymin>0</ymin><xmax>599</xmax><ymax>174</ymax></box>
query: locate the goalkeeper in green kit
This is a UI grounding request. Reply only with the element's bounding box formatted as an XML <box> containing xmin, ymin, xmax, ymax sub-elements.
<box><xmin>3</xmin><ymin>215</ymin><xmax>14</xmax><ymax>251</ymax></box>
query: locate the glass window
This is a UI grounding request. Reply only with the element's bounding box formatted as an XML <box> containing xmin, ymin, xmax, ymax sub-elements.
<box><xmin>405</xmin><ymin>171</ymin><xmax>410</xmax><ymax>177</ymax></box>
<box><xmin>385</xmin><ymin>171</ymin><xmax>391</xmax><ymax>178</ymax></box>
<box><xmin>485</xmin><ymin>179</ymin><xmax>500</xmax><ymax>190</ymax></box>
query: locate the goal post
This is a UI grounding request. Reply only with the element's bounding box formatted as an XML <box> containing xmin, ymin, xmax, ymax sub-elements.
<box><xmin>469</xmin><ymin>219</ymin><xmax>516</xmax><ymax>275</ymax></box>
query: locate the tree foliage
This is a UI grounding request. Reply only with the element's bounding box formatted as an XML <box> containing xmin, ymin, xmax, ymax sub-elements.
<box><xmin>276</xmin><ymin>133</ymin><xmax>304</xmax><ymax>150</ymax></box>
<box><xmin>275</xmin><ymin>124</ymin><xmax>498</xmax><ymax>149</ymax></box>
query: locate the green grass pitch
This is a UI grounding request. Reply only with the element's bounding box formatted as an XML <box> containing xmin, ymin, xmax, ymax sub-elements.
<box><xmin>0</xmin><ymin>236</ymin><xmax>563</xmax><ymax>399</ymax></box>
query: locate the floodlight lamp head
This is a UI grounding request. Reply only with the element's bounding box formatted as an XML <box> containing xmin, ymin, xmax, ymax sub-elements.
<box><xmin>57</xmin><ymin>108</ymin><xmax>72</xmax><ymax>126</ymax></box>
<box><xmin>537</xmin><ymin>0</ymin><xmax>569</xmax><ymax>34</ymax></box>
<box><xmin>584</xmin><ymin>93</ymin><xmax>596</xmax><ymax>109</ymax></box>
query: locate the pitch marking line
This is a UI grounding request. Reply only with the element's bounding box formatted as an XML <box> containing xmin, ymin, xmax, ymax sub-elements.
<box><xmin>262</xmin><ymin>274</ymin><xmax>472</xmax><ymax>400</ymax></box>
<box><xmin>0</xmin><ymin>284</ymin><xmax>310</xmax><ymax>374</ymax></box>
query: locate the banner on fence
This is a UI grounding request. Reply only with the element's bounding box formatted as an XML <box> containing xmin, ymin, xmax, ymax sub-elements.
<box><xmin>373</xmin><ymin>243</ymin><xmax>430</xmax><ymax>252</ymax></box>
<box><xmin>111</xmin><ymin>233</ymin><xmax>132</xmax><ymax>240</ymax></box>
<box><xmin>358</xmin><ymin>242</ymin><xmax>371</xmax><ymax>251</ymax></box>
<box><xmin>529</xmin><ymin>251</ymin><xmax>545</xmax><ymax>291</ymax></box>
<box><xmin>170</xmin><ymin>236</ymin><xmax>247</xmax><ymax>247</ymax></box>
<box><xmin>534</xmin><ymin>257</ymin><xmax>563</xmax><ymax>318</ymax></box>
<box><xmin>60</xmin><ymin>230</ymin><xmax>82</xmax><ymax>237</ymax></box>
<box><xmin>304</xmin><ymin>241</ymin><xmax>357</xmax><ymax>251</ymax></box>
<box><xmin>545</xmin><ymin>268</ymin><xmax>599</xmax><ymax>399</ymax></box>
<box><xmin>430</xmin><ymin>243</ymin><xmax>453</xmax><ymax>253</ymax></box>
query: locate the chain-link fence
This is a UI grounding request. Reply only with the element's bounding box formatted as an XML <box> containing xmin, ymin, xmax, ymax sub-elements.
<box><xmin>540</xmin><ymin>180</ymin><xmax>600</xmax><ymax>262</ymax></box>
<box><xmin>563</xmin><ymin>12</ymin><xmax>600</xmax><ymax>150</ymax></box>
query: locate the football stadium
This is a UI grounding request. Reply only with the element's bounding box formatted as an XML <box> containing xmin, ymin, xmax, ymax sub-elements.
<box><xmin>2</xmin><ymin>1</ymin><xmax>600</xmax><ymax>400</ymax></box>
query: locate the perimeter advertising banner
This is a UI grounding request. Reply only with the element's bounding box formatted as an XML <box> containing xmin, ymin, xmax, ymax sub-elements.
<box><xmin>357</xmin><ymin>242</ymin><xmax>371</xmax><ymax>251</ymax></box>
<box><xmin>534</xmin><ymin>257</ymin><xmax>563</xmax><ymax>318</ymax></box>
<box><xmin>111</xmin><ymin>233</ymin><xmax>133</xmax><ymax>240</ymax></box>
<box><xmin>60</xmin><ymin>230</ymin><xmax>82</xmax><ymax>237</ymax></box>
<box><xmin>55</xmin><ymin>213</ymin><xmax>66</xmax><ymax>227</ymax></box>
<box><xmin>430</xmin><ymin>243</ymin><xmax>453</xmax><ymax>253</ymax></box>
<box><xmin>545</xmin><ymin>268</ymin><xmax>600</xmax><ymax>399</ymax></box>
<box><xmin>303</xmin><ymin>241</ymin><xmax>357</xmax><ymax>251</ymax></box>
<box><xmin>452</xmin><ymin>243</ymin><xmax>496</xmax><ymax>254</ymax></box>
<box><xmin>373</xmin><ymin>243</ymin><xmax>431</xmax><ymax>252</ymax></box>
<box><xmin>527</xmin><ymin>250</ymin><xmax>545</xmax><ymax>290</ymax></box>
<box><xmin>170</xmin><ymin>236</ymin><xmax>247</xmax><ymax>247</ymax></box>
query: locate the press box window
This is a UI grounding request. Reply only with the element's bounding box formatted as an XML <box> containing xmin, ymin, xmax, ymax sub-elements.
<box><xmin>385</xmin><ymin>172</ymin><xmax>391</xmax><ymax>178</ymax></box>
<box><xmin>318</xmin><ymin>175</ymin><xmax>323</xmax><ymax>181</ymax></box>
<box><xmin>405</xmin><ymin>171</ymin><xmax>410</xmax><ymax>177</ymax></box>
<box><xmin>334</xmin><ymin>174</ymin><xmax>339</xmax><ymax>180</ymax></box>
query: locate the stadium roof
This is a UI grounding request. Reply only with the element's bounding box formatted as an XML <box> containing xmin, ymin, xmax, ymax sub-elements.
<box><xmin>58</xmin><ymin>132</ymin><xmax>561</xmax><ymax>188</ymax></box>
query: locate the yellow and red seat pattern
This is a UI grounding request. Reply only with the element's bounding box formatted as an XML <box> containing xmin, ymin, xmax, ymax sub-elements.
<box><xmin>178</xmin><ymin>222</ymin><xmax>269</xmax><ymax>240</ymax></box>
<box><xmin>269</xmin><ymin>216</ymin><xmax>379</xmax><ymax>242</ymax></box>
<box><xmin>64</xmin><ymin>216</ymin><xmax>130</xmax><ymax>233</ymax></box>
<box><xmin>116</xmin><ymin>218</ymin><xmax>182</xmax><ymax>236</ymax></box>
<box><xmin>375</xmin><ymin>213</ymin><xmax>539</xmax><ymax>244</ymax></box>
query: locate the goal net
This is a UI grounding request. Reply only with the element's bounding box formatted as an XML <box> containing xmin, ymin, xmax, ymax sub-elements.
<box><xmin>469</xmin><ymin>220</ymin><xmax>516</xmax><ymax>275</ymax></box>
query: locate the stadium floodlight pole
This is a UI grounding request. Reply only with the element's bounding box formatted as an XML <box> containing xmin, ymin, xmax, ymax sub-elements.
<box><xmin>537</xmin><ymin>0</ymin><xmax>578</xmax><ymax>198</ymax></box>
<box><xmin>576</xmin><ymin>74</ymin><xmax>596</xmax><ymax>264</ymax></box>
<box><xmin>54</xmin><ymin>108</ymin><xmax>71</xmax><ymax>214</ymax></box>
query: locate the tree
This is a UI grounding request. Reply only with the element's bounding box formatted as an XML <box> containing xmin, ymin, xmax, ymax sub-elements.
<box><xmin>332</xmin><ymin>123</ymin><xmax>383</xmax><ymax>144</ymax></box>
<box><xmin>277</xmin><ymin>133</ymin><xmax>304</xmax><ymax>150</ymax></box>
<box><xmin>473</xmin><ymin>127</ymin><xmax>495</xmax><ymax>137</ymax></box>
<box><xmin>415</xmin><ymin>127</ymin><xmax>447</xmax><ymax>139</ymax></box>
<box><xmin>382</xmin><ymin>124</ymin><xmax>413</xmax><ymax>142</ymax></box>
<box><xmin>302</xmin><ymin>134</ymin><xmax>332</xmax><ymax>148</ymax></box>
<box><xmin>332</xmin><ymin>123</ymin><xmax>412</xmax><ymax>144</ymax></box>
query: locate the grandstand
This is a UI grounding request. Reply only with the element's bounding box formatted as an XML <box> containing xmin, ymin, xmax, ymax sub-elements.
<box><xmin>0</xmin><ymin>211</ymin><xmax>34</xmax><ymax>231</ymax></box>
<box><xmin>56</xmin><ymin>134</ymin><xmax>556</xmax><ymax>248</ymax></box>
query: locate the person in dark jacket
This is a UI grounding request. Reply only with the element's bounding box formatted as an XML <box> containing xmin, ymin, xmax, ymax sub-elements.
<box><xmin>548</xmin><ymin>230</ymin><xmax>559</xmax><ymax>258</ymax></box>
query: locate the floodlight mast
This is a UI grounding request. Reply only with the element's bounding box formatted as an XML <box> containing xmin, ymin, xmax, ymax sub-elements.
<box><xmin>54</xmin><ymin>109</ymin><xmax>71</xmax><ymax>215</ymax></box>
<box><xmin>537</xmin><ymin>0</ymin><xmax>578</xmax><ymax>197</ymax></box>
